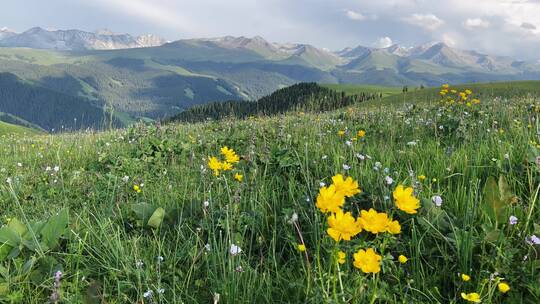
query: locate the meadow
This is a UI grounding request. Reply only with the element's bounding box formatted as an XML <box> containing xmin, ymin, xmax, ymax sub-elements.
<box><xmin>0</xmin><ymin>84</ymin><xmax>539</xmax><ymax>303</ymax></box>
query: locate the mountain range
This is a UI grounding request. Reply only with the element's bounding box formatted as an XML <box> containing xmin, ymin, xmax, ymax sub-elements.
<box><xmin>1</xmin><ymin>27</ymin><xmax>540</xmax><ymax>131</ymax></box>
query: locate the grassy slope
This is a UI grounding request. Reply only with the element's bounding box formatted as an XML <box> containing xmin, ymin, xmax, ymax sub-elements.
<box><xmin>321</xmin><ymin>83</ymin><xmax>402</xmax><ymax>97</ymax></box>
<box><xmin>0</xmin><ymin>120</ymin><xmax>39</xmax><ymax>135</ymax></box>
<box><xmin>0</xmin><ymin>84</ymin><xmax>538</xmax><ymax>303</ymax></box>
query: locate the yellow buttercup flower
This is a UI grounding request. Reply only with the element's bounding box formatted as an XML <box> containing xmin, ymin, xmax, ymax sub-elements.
<box><xmin>208</xmin><ymin>156</ymin><xmax>222</xmax><ymax>176</ymax></box>
<box><xmin>417</xmin><ymin>175</ymin><xmax>426</xmax><ymax>181</ymax></box>
<box><xmin>338</xmin><ymin>130</ymin><xmax>345</xmax><ymax>136</ymax></box>
<box><xmin>234</xmin><ymin>173</ymin><xmax>243</xmax><ymax>182</ymax></box>
<box><xmin>442</xmin><ymin>84</ymin><xmax>449</xmax><ymax>89</ymax></box>
<box><xmin>220</xmin><ymin>146</ymin><xmax>240</xmax><ymax>164</ymax></box>
<box><xmin>357</xmin><ymin>130</ymin><xmax>366</xmax><ymax>138</ymax></box>
<box><xmin>221</xmin><ymin>161</ymin><xmax>233</xmax><ymax>171</ymax></box>
<box><xmin>133</xmin><ymin>185</ymin><xmax>142</xmax><ymax>193</ymax></box>
<box><xmin>398</xmin><ymin>255</ymin><xmax>408</xmax><ymax>264</ymax></box>
<box><xmin>297</xmin><ymin>244</ymin><xmax>306</xmax><ymax>252</ymax></box>
<box><xmin>331</xmin><ymin>174</ymin><xmax>361</xmax><ymax>197</ymax></box>
<box><xmin>461</xmin><ymin>292</ymin><xmax>481</xmax><ymax>303</ymax></box>
<box><xmin>337</xmin><ymin>251</ymin><xmax>346</xmax><ymax>264</ymax></box>
<box><xmin>327</xmin><ymin>210</ymin><xmax>362</xmax><ymax>242</ymax></box>
<box><xmin>353</xmin><ymin>248</ymin><xmax>381</xmax><ymax>274</ymax></box>
<box><xmin>393</xmin><ymin>185</ymin><xmax>420</xmax><ymax>214</ymax></box>
<box><xmin>461</xmin><ymin>274</ymin><xmax>471</xmax><ymax>282</ymax></box>
<box><xmin>316</xmin><ymin>185</ymin><xmax>345</xmax><ymax>213</ymax></box>
<box><xmin>359</xmin><ymin>208</ymin><xmax>389</xmax><ymax>234</ymax></box>
<box><xmin>497</xmin><ymin>282</ymin><xmax>510</xmax><ymax>293</ymax></box>
<box><xmin>386</xmin><ymin>219</ymin><xmax>401</xmax><ymax>234</ymax></box>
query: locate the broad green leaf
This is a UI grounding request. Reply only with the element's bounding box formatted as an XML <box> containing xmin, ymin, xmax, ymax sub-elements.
<box><xmin>147</xmin><ymin>207</ymin><xmax>166</xmax><ymax>229</ymax></box>
<box><xmin>132</xmin><ymin>203</ymin><xmax>157</xmax><ymax>223</ymax></box>
<box><xmin>0</xmin><ymin>227</ymin><xmax>21</xmax><ymax>247</ymax></box>
<box><xmin>39</xmin><ymin>209</ymin><xmax>69</xmax><ymax>250</ymax></box>
<box><xmin>483</xmin><ymin>176</ymin><xmax>504</xmax><ymax>223</ymax></box>
<box><xmin>7</xmin><ymin>218</ymin><xmax>27</xmax><ymax>237</ymax></box>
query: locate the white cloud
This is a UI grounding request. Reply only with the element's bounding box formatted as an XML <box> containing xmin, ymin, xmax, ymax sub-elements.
<box><xmin>373</xmin><ymin>37</ymin><xmax>393</xmax><ymax>48</ymax></box>
<box><xmin>521</xmin><ymin>22</ymin><xmax>537</xmax><ymax>30</ymax></box>
<box><xmin>463</xmin><ymin>18</ymin><xmax>490</xmax><ymax>30</ymax></box>
<box><xmin>403</xmin><ymin>13</ymin><xmax>445</xmax><ymax>31</ymax></box>
<box><xmin>346</xmin><ymin>10</ymin><xmax>366</xmax><ymax>21</ymax></box>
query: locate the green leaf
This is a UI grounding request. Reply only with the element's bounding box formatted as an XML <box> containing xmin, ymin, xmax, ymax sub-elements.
<box><xmin>132</xmin><ymin>203</ymin><xmax>157</xmax><ymax>223</ymax></box>
<box><xmin>483</xmin><ymin>176</ymin><xmax>505</xmax><ymax>223</ymax></box>
<box><xmin>147</xmin><ymin>207</ymin><xmax>166</xmax><ymax>229</ymax></box>
<box><xmin>7</xmin><ymin>218</ymin><xmax>27</xmax><ymax>237</ymax></box>
<box><xmin>39</xmin><ymin>209</ymin><xmax>69</xmax><ymax>250</ymax></box>
<box><xmin>0</xmin><ymin>283</ymin><xmax>8</xmax><ymax>296</ymax></box>
<box><xmin>0</xmin><ymin>227</ymin><xmax>21</xmax><ymax>247</ymax></box>
<box><xmin>484</xmin><ymin>229</ymin><xmax>502</xmax><ymax>243</ymax></box>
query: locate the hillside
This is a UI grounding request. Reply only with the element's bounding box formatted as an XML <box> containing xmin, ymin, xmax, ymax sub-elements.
<box><xmin>0</xmin><ymin>72</ymin><xmax>120</xmax><ymax>131</ymax></box>
<box><xmin>0</xmin><ymin>84</ymin><xmax>538</xmax><ymax>302</ymax></box>
<box><xmin>0</xmin><ymin>120</ymin><xmax>38</xmax><ymax>135</ymax></box>
<box><xmin>169</xmin><ymin>83</ymin><xmax>381</xmax><ymax>123</ymax></box>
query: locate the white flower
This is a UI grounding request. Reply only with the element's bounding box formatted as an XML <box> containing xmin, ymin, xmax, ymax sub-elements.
<box><xmin>135</xmin><ymin>260</ymin><xmax>144</xmax><ymax>268</ymax></box>
<box><xmin>6</xmin><ymin>177</ymin><xmax>12</xmax><ymax>184</ymax></box>
<box><xmin>288</xmin><ymin>212</ymin><xmax>298</xmax><ymax>224</ymax></box>
<box><xmin>235</xmin><ymin>265</ymin><xmax>244</xmax><ymax>272</ymax></box>
<box><xmin>321</xmin><ymin>155</ymin><xmax>328</xmax><ymax>160</ymax></box>
<box><xmin>230</xmin><ymin>244</ymin><xmax>242</xmax><ymax>256</ymax></box>
<box><xmin>122</xmin><ymin>176</ymin><xmax>130</xmax><ymax>183</ymax></box>
<box><xmin>342</xmin><ymin>164</ymin><xmax>351</xmax><ymax>170</ymax></box>
<box><xmin>504</xmin><ymin>153</ymin><xmax>509</xmax><ymax>160</ymax></box>
<box><xmin>45</xmin><ymin>166</ymin><xmax>52</xmax><ymax>172</ymax></box>
<box><xmin>157</xmin><ymin>288</ymin><xmax>165</xmax><ymax>294</ymax></box>
<box><xmin>384</xmin><ymin>176</ymin><xmax>394</xmax><ymax>185</ymax></box>
<box><xmin>345</xmin><ymin>140</ymin><xmax>352</xmax><ymax>146</ymax></box>
<box><xmin>53</xmin><ymin>166</ymin><xmax>60</xmax><ymax>172</ymax></box>
<box><xmin>509</xmin><ymin>215</ymin><xmax>518</xmax><ymax>225</ymax></box>
<box><xmin>205</xmin><ymin>243</ymin><xmax>211</xmax><ymax>252</ymax></box>
<box><xmin>525</xmin><ymin>235</ymin><xmax>540</xmax><ymax>245</ymax></box>
<box><xmin>432</xmin><ymin>195</ymin><xmax>443</xmax><ymax>207</ymax></box>
<box><xmin>157</xmin><ymin>256</ymin><xmax>164</xmax><ymax>263</ymax></box>
<box><xmin>356</xmin><ymin>153</ymin><xmax>365</xmax><ymax>160</ymax></box>
<box><xmin>406</xmin><ymin>141</ymin><xmax>417</xmax><ymax>146</ymax></box>
<box><xmin>143</xmin><ymin>290</ymin><xmax>153</xmax><ymax>298</ymax></box>
<box><xmin>17</xmin><ymin>162</ymin><xmax>22</xmax><ymax>167</ymax></box>
<box><xmin>319</xmin><ymin>182</ymin><xmax>326</xmax><ymax>187</ymax></box>
<box><xmin>203</xmin><ymin>201</ymin><xmax>210</xmax><ymax>208</ymax></box>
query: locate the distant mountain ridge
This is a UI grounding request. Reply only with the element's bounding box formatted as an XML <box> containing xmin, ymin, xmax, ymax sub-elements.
<box><xmin>0</xmin><ymin>27</ymin><xmax>166</xmax><ymax>50</ymax></box>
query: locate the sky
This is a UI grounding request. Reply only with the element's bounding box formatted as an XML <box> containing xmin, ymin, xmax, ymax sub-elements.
<box><xmin>2</xmin><ymin>0</ymin><xmax>540</xmax><ymax>60</ymax></box>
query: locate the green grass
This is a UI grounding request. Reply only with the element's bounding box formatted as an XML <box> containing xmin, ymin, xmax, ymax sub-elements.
<box><xmin>322</xmin><ymin>83</ymin><xmax>402</xmax><ymax>97</ymax></box>
<box><xmin>0</xmin><ymin>120</ymin><xmax>40</xmax><ymax>135</ymax></box>
<box><xmin>0</xmin><ymin>86</ymin><xmax>539</xmax><ymax>303</ymax></box>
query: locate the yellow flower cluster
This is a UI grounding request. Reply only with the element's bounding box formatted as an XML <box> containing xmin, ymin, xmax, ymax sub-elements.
<box><xmin>207</xmin><ymin>146</ymin><xmax>240</xmax><ymax>176</ymax></box>
<box><xmin>313</xmin><ymin>174</ymin><xmax>420</xmax><ymax>274</ymax></box>
<box><xmin>440</xmin><ymin>85</ymin><xmax>480</xmax><ymax>106</ymax></box>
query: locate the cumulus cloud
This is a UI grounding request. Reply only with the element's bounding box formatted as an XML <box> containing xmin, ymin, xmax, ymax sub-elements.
<box><xmin>346</xmin><ymin>10</ymin><xmax>366</xmax><ymax>21</ymax></box>
<box><xmin>521</xmin><ymin>22</ymin><xmax>537</xmax><ymax>30</ymax></box>
<box><xmin>463</xmin><ymin>18</ymin><xmax>490</xmax><ymax>30</ymax></box>
<box><xmin>403</xmin><ymin>13</ymin><xmax>445</xmax><ymax>31</ymax></box>
<box><xmin>373</xmin><ymin>37</ymin><xmax>393</xmax><ymax>48</ymax></box>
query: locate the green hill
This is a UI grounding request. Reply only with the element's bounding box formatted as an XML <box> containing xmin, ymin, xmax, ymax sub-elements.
<box><xmin>0</xmin><ymin>120</ymin><xmax>39</xmax><ymax>135</ymax></box>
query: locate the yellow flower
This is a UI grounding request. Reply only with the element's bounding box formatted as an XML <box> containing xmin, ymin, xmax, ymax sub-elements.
<box><xmin>386</xmin><ymin>219</ymin><xmax>401</xmax><ymax>234</ymax></box>
<box><xmin>461</xmin><ymin>292</ymin><xmax>481</xmax><ymax>303</ymax></box>
<box><xmin>393</xmin><ymin>185</ymin><xmax>420</xmax><ymax>214</ymax></box>
<box><xmin>331</xmin><ymin>174</ymin><xmax>361</xmax><ymax>197</ymax></box>
<box><xmin>337</xmin><ymin>251</ymin><xmax>346</xmax><ymax>264</ymax></box>
<box><xmin>208</xmin><ymin>156</ymin><xmax>222</xmax><ymax>176</ymax></box>
<box><xmin>398</xmin><ymin>255</ymin><xmax>408</xmax><ymax>264</ymax></box>
<box><xmin>359</xmin><ymin>209</ymin><xmax>389</xmax><ymax>234</ymax></box>
<box><xmin>353</xmin><ymin>248</ymin><xmax>381</xmax><ymax>274</ymax></box>
<box><xmin>316</xmin><ymin>185</ymin><xmax>345</xmax><ymax>213</ymax></box>
<box><xmin>442</xmin><ymin>84</ymin><xmax>449</xmax><ymax>89</ymax></box>
<box><xmin>465</xmin><ymin>89</ymin><xmax>472</xmax><ymax>95</ymax></box>
<box><xmin>357</xmin><ymin>130</ymin><xmax>366</xmax><ymax>138</ymax></box>
<box><xmin>220</xmin><ymin>146</ymin><xmax>240</xmax><ymax>164</ymax></box>
<box><xmin>234</xmin><ymin>173</ymin><xmax>243</xmax><ymax>182</ymax></box>
<box><xmin>297</xmin><ymin>244</ymin><xmax>306</xmax><ymax>252</ymax></box>
<box><xmin>472</xmin><ymin>98</ymin><xmax>480</xmax><ymax>104</ymax></box>
<box><xmin>338</xmin><ymin>130</ymin><xmax>345</xmax><ymax>137</ymax></box>
<box><xmin>221</xmin><ymin>161</ymin><xmax>233</xmax><ymax>171</ymax></box>
<box><xmin>417</xmin><ymin>175</ymin><xmax>426</xmax><ymax>181</ymax></box>
<box><xmin>327</xmin><ymin>210</ymin><xmax>362</xmax><ymax>242</ymax></box>
<box><xmin>133</xmin><ymin>185</ymin><xmax>142</xmax><ymax>193</ymax></box>
<box><xmin>451</xmin><ymin>89</ymin><xmax>457</xmax><ymax>93</ymax></box>
<box><xmin>466</xmin><ymin>102</ymin><xmax>472</xmax><ymax>107</ymax></box>
<box><xmin>461</xmin><ymin>274</ymin><xmax>471</xmax><ymax>282</ymax></box>
<box><xmin>497</xmin><ymin>282</ymin><xmax>510</xmax><ymax>293</ymax></box>
<box><xmin>439</xmin><ymin>90</ymin><xmax>447</xmax><ymax>96</ymax></box>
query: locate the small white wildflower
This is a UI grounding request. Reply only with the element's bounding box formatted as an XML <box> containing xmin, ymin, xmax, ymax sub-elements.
<box><xmin>135</xmin><ymin>260</ymin><xmax>144</xmax><ymax>268</ymax></box>
<box><xmin>157</xmin><ymin>288</ymin><xmax>165</xmax><ymax>294</ymax></box>
<box><xmin>321</xmin><ymin>155</ymin><xmax>328</xmax><ymax>160</ymax></box>
<box><xmin>384</xmin><ymin>176</ymin><xmax>394</xmax><ymax>185</ymax></box>
<box><xmin>319</xmin><ymin>182</ymin><xmax>326</xmax><ymax>187</ymax></box>
<box><xmin>143</xmin><ymin>290</ymin><xmax>153</xmax><ymax>298</ymax></box>
<box><xmin>230</xmin><ymin>244</ymin><xmax>242</xmax><ymax>256</ymax></box>
<box><xmin>53</xmin><ymin>166</ymin><xmax>60</xmax><ymax>172</ymax></box>
<box><xmin>288</xmin><ymin>212</ymin><xmax>298</xmax><ymax>224</ymax></box>
<box><xmin>122</xmin><ymin>176</ymin><xmax>130</xmax><ymax>183</ymax></box>
<box><xmin>205</xmin><ymin>243</ymin><xmax>211</xmax><ymax>252</ymax></box>
<box><xmin>157</xmin><ymin>256</ymin><xmax>164</xmax><ymax>263</ymax></box>
<box><xmin>356</xmin><ymin>153</ymin><xmax>365</xmax><ymax>160</ymax></box>
<box><xmin>6</xmin><ymin>177</ymin><xmax>12</xmax><ymax>184</ymax></box>
<box><xmin>345</xmin><ymin>140</ymin><xmax>352</xmax><ymax>146</ymax></box>
<box><xmin>342</xmin><ymin>164</ymin><xmax>351</xmax><ymax>170</ymax></box>
<box><xmin>203</xmin><ymin>201</ymin><xmax>210</xmax><ymax>208</ymax></box>
<box><xmin>432</xmin><ymin>195</ymin><xmax>443</xmax><ymax>207</ymax></box>
<box><xmin>504</xmin><ymin>153</ymin><xmax>510</xmax><ymax>160</ymax></box>
<box><xmin>17</xmin><ymin>162</ymin><xmax>22</xmax><ymax>167</ymax></box>
<box><xmin>235</xmin><ymin>265</ymin><xmax>244</xmax><ymax>272</ymax></box>
<box><xmin>509</xmin><ymin>215</ymin><xmax>518</xmax><ymax>225</ymax></box>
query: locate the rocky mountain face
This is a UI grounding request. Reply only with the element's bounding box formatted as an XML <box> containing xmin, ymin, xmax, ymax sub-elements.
<box><xmin>0</xmin><ymin>27</ymin><xmax>166</xmax><ymax>50</ymax></box>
